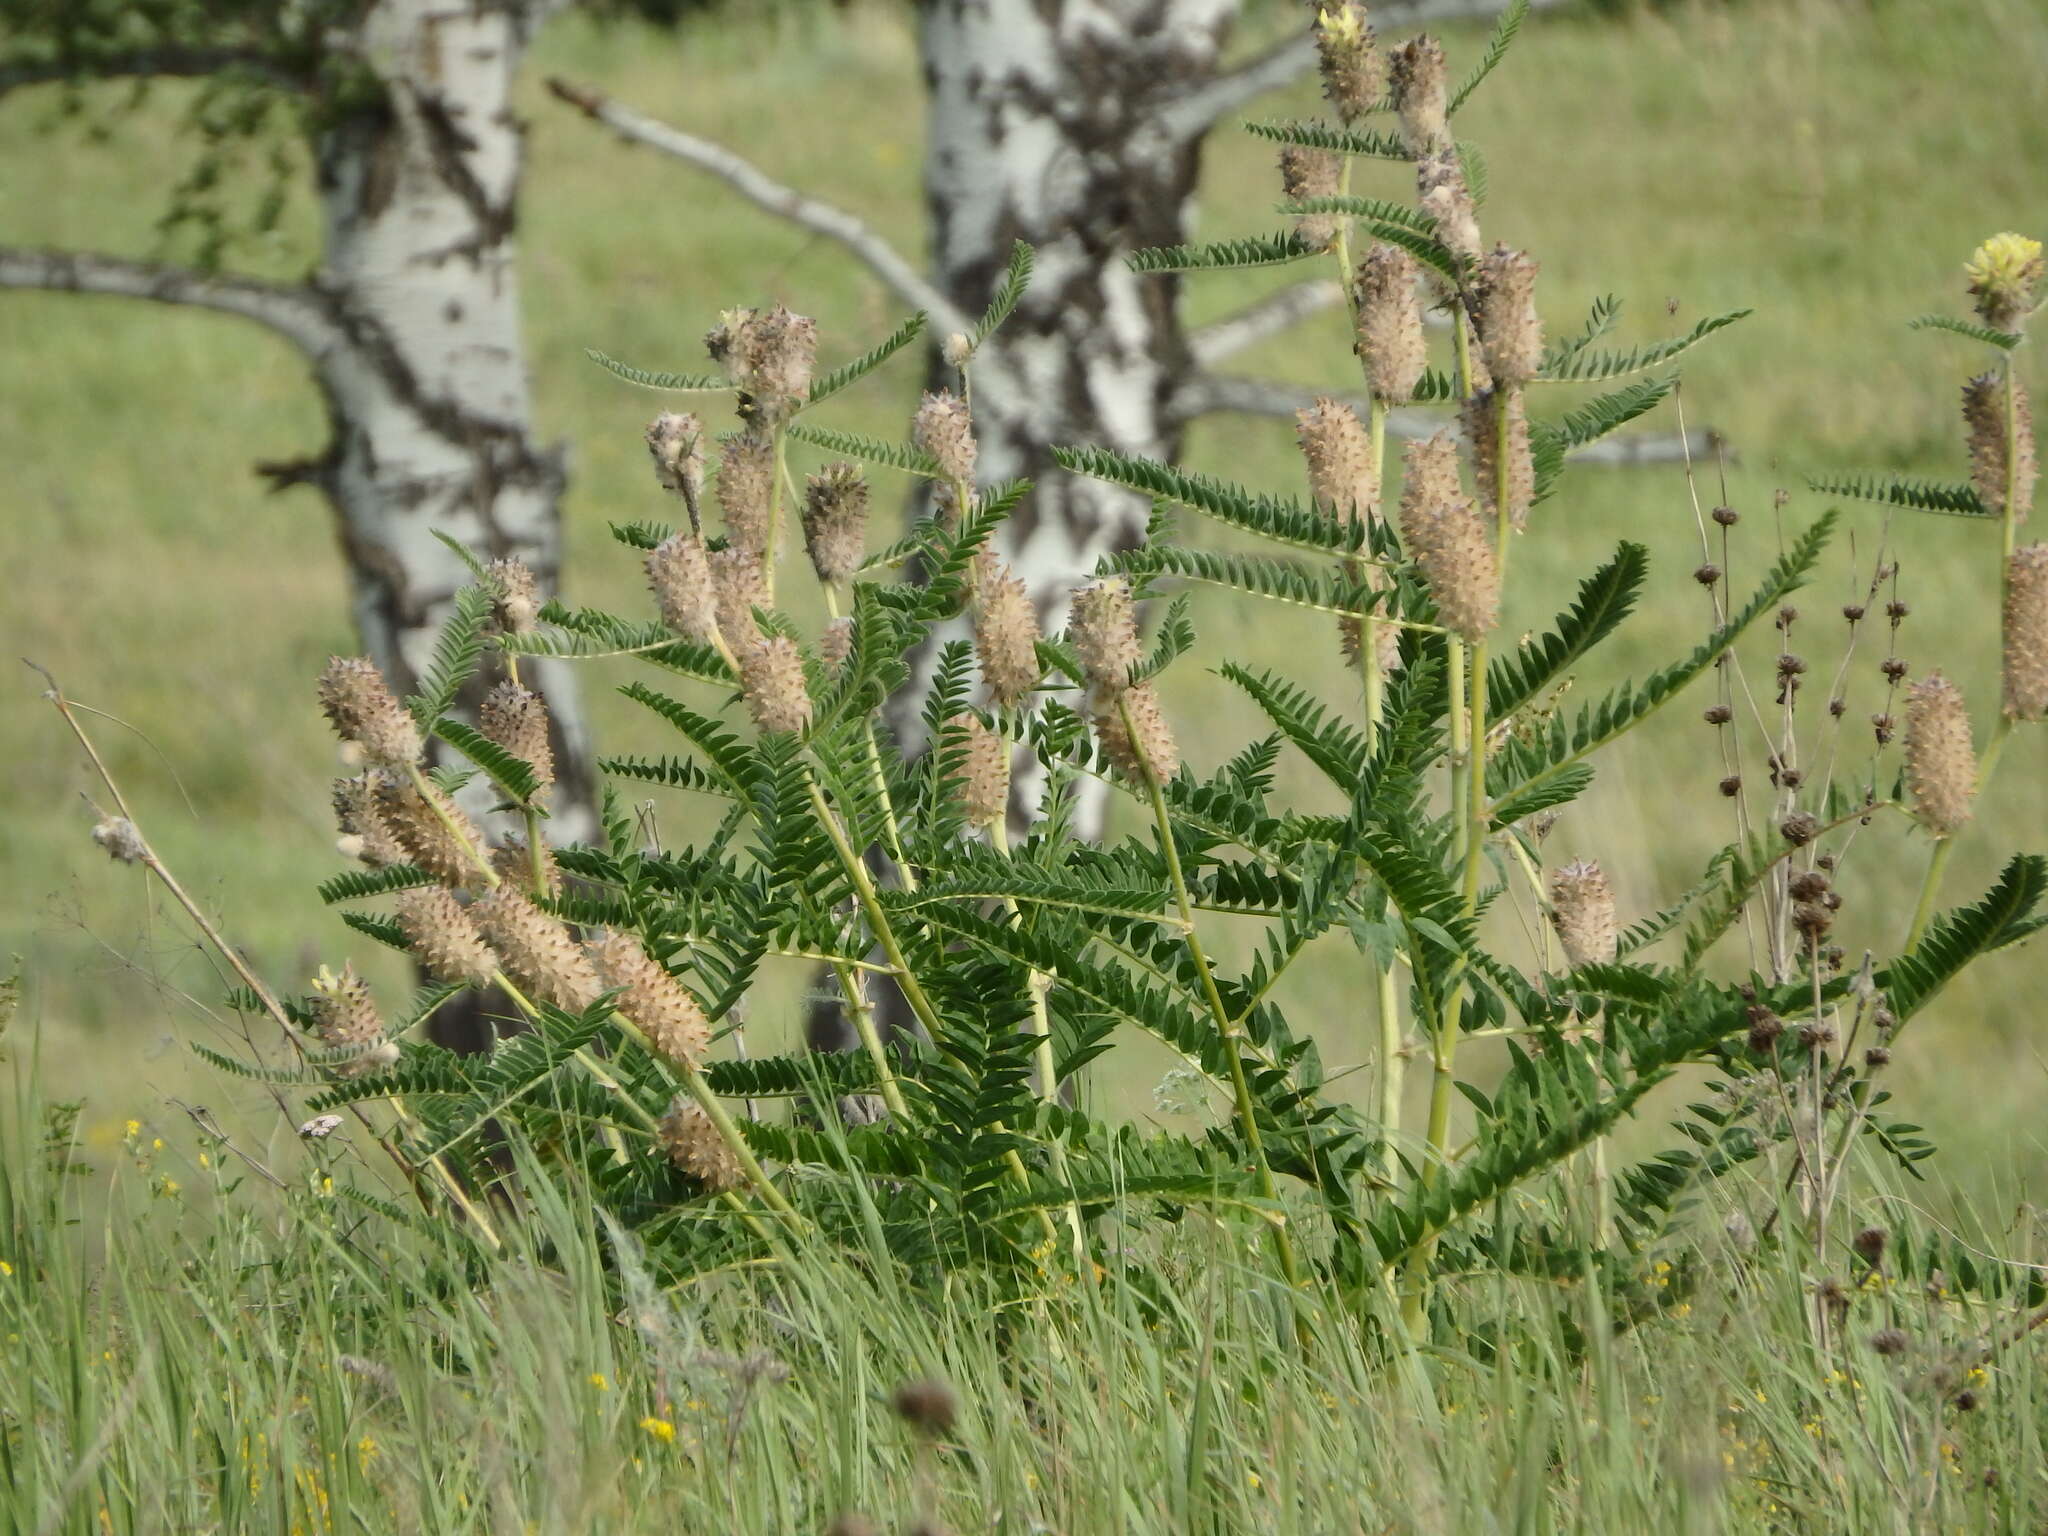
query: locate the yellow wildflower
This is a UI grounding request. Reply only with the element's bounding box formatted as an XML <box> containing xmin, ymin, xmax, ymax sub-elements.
<box><xmin>589</xmin><ymin>1373</ymin><xmax>610</xmax><ymax>1392</ymax></box>
<box><xmin>639</xmin><ymin>1417</ymin><xmax>676</xmax><ymax>1443</ymax></box>
<box><xmin>1966</xmin><ymin>233</ymin><xmax>2044</xmax><ymax>329</ymax></box>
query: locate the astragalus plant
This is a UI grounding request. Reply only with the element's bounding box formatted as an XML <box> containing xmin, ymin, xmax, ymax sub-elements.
<box><xmin>241</xmin><ymin>0</ymin><xmax>2046</xmax><ymax>1348</ymax></box>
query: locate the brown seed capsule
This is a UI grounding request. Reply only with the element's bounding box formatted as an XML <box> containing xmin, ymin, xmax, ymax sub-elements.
<box><xmin>1719</xmin><ymin>774</ymin><xmax>1743</xmax><ymax>797</ymax></box>
<box><xmin>2002</xmin><ymin>543</ymin><xmax>2048</xmax><ymax>719</ymax></box>
<box><xmin>395</xmin><ymin>886</ymin><xmax>499</xmax><ymax>987</ymax></box>
<box><xmin>470</xmin><ymin>884</ymin><xmax>602</xmax><ymax>1013</ymax></box>
<box><xmin>948</xmin><ymin>712</ymin><xmax>1011</xmax><ymax>828</ymax></box>
<box><xmin>484</xmin><ymin>557</ymin><xmax>542</xmax><ymax>636</ymax></box>
<box><xmin>1788</xmin><ymin>870</ymin><xmax>1830</xmax><ymax>902</ymax></box>
<box><xmin>801</xmin><ymin>462</ymin><xmax>869</xmax><ymax>585</ymax></box>
<box><xmin>1398</xmin><ymin>434</ymin><xmax>1499</xmax><ymax>640</ymax></box>
<box><xmin>1903</xmin><ymin>672</ymin><xmax>1977</xmax><ymax>835</ymax></box>
<box><xmin>1068</xmin><ymin>578</ymin><xmax>1143</xmax><ymax>693</ymax></box>
<box><xmin>1852</xmin><ymin>1225</ymin><xmax>1888</xmax><ymax>1264</ymax></box>
<box><xmin>1868</xmin><ymin>1328</ymin><xmax>1909</xmax><ymax>1359</ymax></box>
<box><xmin>1296</xmin><ymin>396</ymin><xmax>1378</xmax><ymax>520</ymax></box>
<box><xmin>1094</xmin><ymin>683</ymin><xmax>1179</xmax><ymax>785</ymax></box>
<box><xmin>373</xmin><ymin>776</ymin><xmax>487</xmax><ymax>888</ymax></box>
<box><xmin>1549</xmin><ymin>859</ymin><xmax>1619</xmax><ymax>970</ymax></box>
<box><xmin>647</xmin><ymin>532</ymin><xmax>720</xmax><ymax>647</ymax></box>
<box><xmin>589</xmin><ymin>930</ymin><xmax>710</xmax><ymax>1069</ymax></box>
<box><xmin>333</xmin><ymin>774</ymin><xmax>409</xmax><ymax>867</ymax></box>
<box><xmin>644</xmin><ymin>412</ymin><xmax>705</xmax><ymax>504</ymax></box>
<box><xmin>1703</xmin><ymin>704</ymin><xmax>1733</xmax><ymax>725</ymax></box>
<box><xmin>913</xmin><ymin>390</ymin><xmax>978</xmax><ymax>493</ymax></box>
<box><xmin>1280</xmin><ymin>146</ymin><xmax>1343</xmax><ymax>252</ymax></box>
<box><xmin>1355</xmin><ymin>244</ymin><xmax>1428</xmax><ymax>406</ymax></box>
<box><xmin>1746</xmin><ymin>1007</ymin><xmax>1784</xmax><ymax>1053</ymax></box>
<box><xmin>705</xmin><ymin>305</ymin><xmax>816</xmax><ymax>420</ymax></box>
<box><xmin>1792</xmin><ymin>902</ymin><xmax>1833</xmax><ymax>943</ymax></box>
<box><xmin>1416</xmin><ymin>150</ymin><xmax>1482</xmax><ymax>270</ymax></box>
<box><xmin>1712</xmin><ymin>505</ymin><xmax>1740</xmax><ymax>527</ymax></box>
<box><xmin>736</xmin><ymin>636</ymin><xmax>812</xmax><ymax>737</ymax></box>
<box><xmin>1387</xmin><ymin>35</ymin><xmax>1449</xmax><ymax>155</ymax></box>
<box><xmin>717</xmin><ymin>431</ymin><xmax>777</xmax><ymax>556</ymax></box>
<box><xmin>710</xmin><ymin>543</ymin><xmax>770</xmax><ymax>647</ymax></box>
<box><xmin>308</xmin><ymin>964</ymin><xmax>397</xmax><ymax>1078</ymax></box>
<box><xmin>318</xmin><ymin>656</ymin><xmax>422</xmax><ymax>770</ymax></box>
<box><xmin>1313</xmin><ymin>0</ymin><xmax>1383</xmax><ymax>123</ymax></box>
<box><xmin>655</xmin><ymin>1096</ymin><xmax>743</xmax><ymax>1192</ymax></box>
<box><xmin>818</xmin><ymin>615</ymin><xmax>855</xmax><ymax>678</ymax></box>
<box><xmin>478</xmin><ymin>680</ymin><xmax>554</xmax><ymax>802</ymax></box>
<box><xmin>892</xmin><ymin>1379</ymin><xmax>958</xmax><ymax>1437</ymax></box>
<box><xmin>974</xmin><ymin>560</ymin><xmax>1043</xmax><ymax>710</ymax></box>
<box><xmin>1462</xmin><ymin>386</ymin><xmax>1534</xmax><ymax>531</ymax></box>
<box><xmin>1780</xmin><ymin>812</ymin><xmax>1820</xmax><ymax>847</ymax></box>
<box><xmin>1473</xmin><ymin>246</ymin><xmax>1544</xmax><ymax>388</ymax></box>
<box><xmin>1695</xmin><ymin>563</ymin><xmax>1722</xmax><ymax>587</ymax></box>
<box><xmin>1864</xmin><ymin>1045</ymin><xmax>1891</xmax><ymax>1068</ymax></box>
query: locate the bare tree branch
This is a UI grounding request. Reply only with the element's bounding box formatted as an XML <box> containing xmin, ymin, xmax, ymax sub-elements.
<box><xmin>1190</xmin><ymin>278</ymin><xmax>1346</xmax><ymax>366</ymax></box>
<box><xmin>545</xmin><ymin>76</ymin><xmax>968</xmax><ymax>334</ymax></box>
<box><xmin>0</xmin><ymin>246</ymin><xmax>339</xmax><ymax>357</ymax></box>
<box><xmin>0</xmin><ymin>49</ymin><xmax>302</xmax><ymax>101</ymax></box>
<box><xmin>1172</xmin><ymin>372</ymin><xmax>1725</xmax><ymax>465</ymax></box>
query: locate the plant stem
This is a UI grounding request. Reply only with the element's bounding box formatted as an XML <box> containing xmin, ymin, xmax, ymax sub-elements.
<box><xmin>762</xmin><ymin>422</ymin><xmax>788</xmax><ymax>607</ymax></box>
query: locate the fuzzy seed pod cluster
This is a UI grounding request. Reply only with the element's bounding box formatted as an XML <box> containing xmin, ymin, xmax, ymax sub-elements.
<box><xmin>1962</xmin><ymin>372</ymin><xmax>2036</xmax><ymax>522</ymax></box>
<box><xmin>1462</xmin><ymin>386</ymin><xmax>1534</xmax><ymax>531</ymax></box>
<box><xmin>1903</xmin><ymin>672</ymin><xmax>1976</xmax><ymax>836</ymax></box>
<box><xmin>1296</xmin><ymin>397</ymin><xmax>1378</xmax><ymax>521</ymax></box>
<box><xmin>705</xmin><ymin>304</ymin><xmax>817</xmax><ymax>421</ymax></box>
<box><xmin>947</xmin><ymin>712</ymin><xmax>1011</xmax><ymax>828</ymax></box>
<box><xmin>1354</xmin><ymin>244</ymin><xmax>1428</xmax><ymax>405</ymax></box>
<box><xmin>333</xmin><ymin>774</ymin><xmax>408</xmax><ymax>867</ymax></box>
<box><xmin>589</xmin><ymin>930</ymin><xmax>710</xmax><ymax>1069</ymax></box>
<box><xmin>308</xmin><ymin>964</ymin><xmax>397</xmax><ymax>1078</ymax></box>
<box><xmin>738</xmin><ymin>635</ymin><xmax>813</xmax><ymax>736</ymax></box>
<box><xmin>319</xmin><ymin>657</ymin><xmax>422</xmax><ymax>770</ymax></box>
<box><xmin>1964</xmin><ymin>232</ymin><xmax>2043</xmax><ymax>333</ymax></box>
<box><xmin>374</xmin><ymin>775</ymin><xmax>488</xmax><ymax>888</ymax></box>
<box><xmin>1388</xmin><ymin>35</ymin><xmax>1450</xmax><ymax>155</ymax></box>
<box><xmin>644</xmin><ymin>412</ymin><xmax>705</xmax><ymax>507</ymax></box>
<box><xmin>1281</xmin><ymin>146</ymin><xmax>1343</xmax><ymax>252</ymax></box>
<box><xmin>717</xmin><ymin>431</ymin><xmax>777</xmax><ymax>555</ymax></box>
<box><xmin>801</xmin><ymin>462</ymin><xmax>870</xmax><ymax>585</ymax></box>
<box><xmin>818</xmin><ymin>615</ymin><xmax>855</xmax><ymax>677</ymax></box>
<box><xmin>492</xmin><ymin>834</ymin><xmax>560</xmax><ymax>896</ymax></box>
<box><xmin>395</xmin><ymin>886</ymin><xmax>499</xmax><ymax>986</ymax></box>
<box><xmin>471</xmin><ymin>884</ymin><xmax>603</xmax><ymax>1012</ymax></box>
<box><xmin>1069</xmin><ymin>578</ymin><xmax>1143</xmax><ymax>693</ymax></box>
<box><xmin>479</xmin><ymin>680</ymin><xmax>554</xmax><ymax>802</ymax></box>
<box><xmin>656</xmin><ymin>1097</ymin><xmax>744</xmax><ymax>1191</ymax></box>
<box><xmin>2003</xmin><ymin>543</ymin><xmax>2048</xmax><ymax>719</ymax></box>
<box><xmin>1312</xmin><ymin>1</ymin><xmax>1383</xmax><ymax>123</ymax></box>
<box><xmin>1415</xmin><ymin>151</ymin><xmax>1482</xmax><ymax>272</ymax></box>
<box><xmin>973</xmin><ymin>557</ymin><xmax>1043</xmax><ymax>709</ymax></box>
<box><xmin>484</xmin><ymin>557</ymin><xmax>541</xmax><ymax>636</ymax></box>
<box><xmin>913</xmin><ymin>390</ymin><xmax>978</xmax><ymax>519</ymax></box>
<box><xmin>1094</xmin><ymin>680</ymin><xmax>1180</xmax><ymax>786</ymax></box>
<box><xmin>1473</xmin><ymin>246</ymin><xmax>1544</xmax><ymax>388</ymax></box>
<box><xmin>711</xmin><ymin>543</ymin><xmax>770</xmax><ymax>646</ymax></box>
<box><xmin>1069</xmin><ymin>577</ymin><xmax>1177</xmax><ymax>782</ymax></box>
<box><xmin>647</xmin><ymin>531</ymin><xmax>720</xmax><ymax>647</ymax></box>
<box><xmin>1398</xmin><ymin>434</ymin><xmax>1499</xmax><ymax>640</ymax></box>
<box><xmin>1549</xmin><ymin>859</ymin><xmax>1619</xmax><ymax>971</ymax></box>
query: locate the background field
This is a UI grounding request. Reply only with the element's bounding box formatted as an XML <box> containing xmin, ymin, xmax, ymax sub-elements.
<box><xmin>4</xmin><ymin>0</ymin><xmax>2046</xmax><ymax>1204</ymax></box>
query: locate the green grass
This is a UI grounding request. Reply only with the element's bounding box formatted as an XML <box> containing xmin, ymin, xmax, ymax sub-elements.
<box><xmin>2</xmin><ymin>0</ymin><xmax>2046</xmax><ymax>1224</ymax></box>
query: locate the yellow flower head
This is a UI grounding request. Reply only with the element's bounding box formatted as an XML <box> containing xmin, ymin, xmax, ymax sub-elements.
<box><xmin>588</xmin><ymin>1373</ymin><xmax>610</xmax><ymax>1392</ymax></box>
<box><xmin>1316</xmin><ymin>5</ymin><xmax>1364</xmax><ymax>45</ymax></box>
<box><xmin>1966</xmin><ymin>232</ymin><xmax>2044</xmax><ymax>329</ymax></box>
<box><xmin>638</xmin><ymin>1417</ymin><xmax>676</xmax><ymax>1443</ymax></box>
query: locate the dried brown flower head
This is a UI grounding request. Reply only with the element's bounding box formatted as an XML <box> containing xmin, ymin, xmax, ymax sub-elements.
<box><xmin>647</xmin><ymin>531</ymin><xmax>720</xmax><ymax>647</ymax></box>
<box><xmin>470</xmin><ymin>884</ymin><xmax>602</xmax><ymax>1012</ymax></box>
<box><xmin>656</xmin><ymin>1097</ymin><xmax>744</xmax><ymax>1192</ymax></box>
<box><xmin>395</xmin><ymin>886</ymin><xmax>499</xmax><ymax>987</ymax></box>
<box><xmin>892</xmin><ymin>1379</ymin><xmax>959</xmax><ymax>1437</ymax></box>
<box><xmin>1355</xmin><ymin>244</ymin><xmax>1428</xmax><ymax>405</ymax></box>
<box><xmin>2002</xmin><ymin>543</ymin><xmax>2048</xmax><ymax>719</ymax></box>
<box><xmin>1473</xmin><ymin>246</ymin><xmax>1544</xmax><ymax>388</ymax></box>
<box><xmin>1462</xmin><ymin>386</ymin><xmax>1533</xmax><ymax>532</ymax></box>
<box><xmin>589</xmin><ymin>930</ymin><xmax>710</xmax><ymax>1069</ymax></box>
<box><xmin>1281</xmin><ymin>146</ymin><xmax>1343</xmax><ymax>252</ymax></box>
<box><xmin>717</xmin><ymin>430</ymin><xmax>777</xmax><ymax>556</ymax></box>
<box><xmin>644</xmin><ymin>412</ymin><xmax>705</xmax><ymax>505</ymax></box>
<box><xmin>947</xmin><ymin>712</ymin><xmax>1011</xmax><ymax>828</ymax></box>
<box><xmin>738</xmin><ymin>636</ymin><xmax>813</xmax><ymax>736</ymax></box>
<box><xmin>974</xmin><ymin>559</ymin><xmax>1043</xmax><ymax>710</ymax></box>
<box><xmin>1549</xmin><ymin>859</ymin><xmax>1619</xmax><ymax>970</ymax></box>
<box><xmin>801</xmin><ymin>462</ymin><xmax>870</xmax><ymax>585</ymax></box>
<box><xmin>1398</xmin><ymin>434</ymin><xmax>1498</xmax><ymax>640</ymax></box>
<box><xmin>318</xmin><ymin>657</ymin><xmax>422</xmax><ymax>770</ymax></box>
<box><xmin>1388</xmin><ymin>35</ymin><xmax>1449</xmax><ymax>154</ymax></box>
<box><xmin>705</xmin><ymin>305</ymin><xmax>816</xmax><ymax>420</ymax></box>
<box><xmin>1904</xmin><ymin>672</ymin><xmax>1977</xmax><ymax>836</ymax></box>
<box><xmin>1296</xmin><ymin>397</ymin><xmax>1378</xmax><ymax>521</ymax></box>
<box><xmin>478</xmin><ymin>680</ymin><xmax>555</xmax><ymax>801</ymax></box>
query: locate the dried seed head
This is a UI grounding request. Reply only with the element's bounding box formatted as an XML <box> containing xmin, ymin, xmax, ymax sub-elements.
<box><xmin>308</xmin><ymin>964</ymin><xmax>396</xmax><ymax>1078</ymax></box>
<box><xmin>1780</xmin><ymin>812</ymin><xmax>1820</xmax><ymax>847</ymax></box>
<box><xmin>710</xmin><ymin>543</ymin><xmax>770</xmax><ymax>646</ymax></box>
<box><xmin>1416</xmin><ymin>151</ymin><xmax>1482</xmax><ymax>270</ymax></box>
<box><xmin>644</xmin><ymin>412</ymin><xmax>706</xmax><ymax>503</ymax></box>
<box><xmin>589</xmin><ymin>930</ymin><xmax>710</xmax><ymax>1069</ymax></box>
<box><xmin>948</xmin><ymin>712</ymin><xmax>1011</xmax><ymax>827</ymax></box>
<box><xmin>1964</xmin><ymin>232</ymin><xmax>2043</xmax><ymax>332</ymax></box>
<box><xmin>1398</xmin><ymin>434</ymin><xmax>1498</xmax><ymax>640</ymax></box>
<box><xmin>974</xmin><ymin>560</ymin><xmax>1043</xmax><ymax>709</ymax></box>
<box><xmin>333</xmin><ymin>775</ymin><xmax>408</xmax><ymax>867</ymax></box>
<box><xmin>1788</xmin><ymin>870</ymin><xmax>1830</xmax><ymax>901</ymax></box>
<box><xmin>90</xmin><ymin>816</ymin><xmax>146</xmax><ymax>864</ymax></box>
<box><xmin>1793</xmin><ymin>901</ymin><xmax>1833</xmax><ymax>943</ymax></box>
<box><xmin>1280</xmin><ymin>146</ymin><xmax>1343</xmax><ymax>252</ymax></box>
<box><xmin>1719</xmin><ymin>773</ymin><xmax>1743</xmax><ymax>797</ymax></box>
<box><xmin>1296</xmin><ymin>397</ymin><xmax>1379</xmax><ymax>521</ymax></box>
<box><xmin>801</xmin><ymin>462</ymin><xmax>870</xmax><ymax>585</ymax></box>
<box><xmin>1068</xmin><ymin>578</ymin><xmax>1143</xmax><ymax>693</ymax></box>
<box><xmin>1355</xmin><ymin>244</ymin><xmax>1428</xmax><ymax>405</ymax></box>
<box><xmin>2002</xmin><ymin>543</ymin><xmax>2048</xmax><ymax>719</ymax></box>
<box><xmin>656</xmin><ymin>1097</ymin><xmax>743</xmax><ymax>1192</ymax></box>
<box><xmin>913</xmin><ymin>390</ymin><xmax>978</xmax><ymax>491</ymax></box>
<box><xmin>1746</xmin><ymin>1007</ymin><xmax>1784</xmax><ymax>1052</ymax></box>
<box><xmin>470</xmin><ymin>884</ymin><xmax>602</xmax><ymax>1013</ymax></box>
<box><xmin>1904</xmin><ymin>672</ymin><xmax>1977</xmax><ymax>835</ymax></box>
<box><xmin>647</xmin><ymin>531</ymin><xmax>720</xmax><ymax>646</ymax></box>
<box><xmin>1094</xmin><ymin>683</ymin><xmax>1178</xmax><ymax>784</ymax></box>
<box><xmin>492</xmin><ymin>834</ymin><xmax>560</xmax><ymax>896</ymax></box>
<box><xmin>738</xmin><ymin>636</ymin><xmax>813</xmax><ymax>736</ymax></box>
<box><xmin>395</xmin><ymin>886</ymin><xmax>498</xmax><ymax>987</ymax></box>
<box><xmin>705</xmin><ymin>305</ymin><xmax>816</xmax><ymax>420</ymax></box>
<box><xmin>717</xmin><ymin>431</ymin><xmax>777</xmax><ymax>555</ymax></box>
<box><xmin>373</xmin><ymin>776</ymin><xmax>487</xmax><ymax>888</ymax></box>
<box><xmin>478</xmin><ymin>680</ymin><xmax>555</xmax><ymax>801</ymax></box>
<box><xmin>1549</xmin><ymin>859</ymin><xmax>1619</xmax><ymax>970</ymax></box>
<box><xmin>1313</xmin><ymin>1</ymin><xmax>1383</xmax><ymax>122</ymax></box>
<box><xmin>1963</xmin><ymin>372</ymin><xmax>2037</xmax><ymax>522</ymax></box>
<box><xmin>818</xmin><ymin>615</ymin><xmax>855</xmax><ymax>677</ymax></box>
<box><xmin>318</xmin><ymin>657</ymin><xmax>422</xmax><ymax>769</ymax></box>
<box><xmin>1853</xmin><ymin>1225</ymin><xmax>1888</xmax><ymax>1264</ymax></box>
<box><xmin>1869</xmin><ymin>1327</ymin><xmax>1910</xmax><ymax>1359</ymax></box>
<box><xmin>1388</xmin><ymin>35</ymin><xmax>1449</xmax><ymax>154</ymax></box>
<box><xmin>484</xmin><ymin>558</ymin><xmax>541</xmax><ymax>636</ymax></box>
<box><xmin>892</xmin><ymin>1379</ymin><xmax>958</xmax><ymax>1437</ymax></box>
<box><xmin>1474</xmin><ymin>246</ymin><xmax>1544</xmax><ymax>388</ymax></box>
<box><xmin>1462</xmin><ymin>386</ymin><xmax>1533</xmax><ymax>531</ymax></box>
